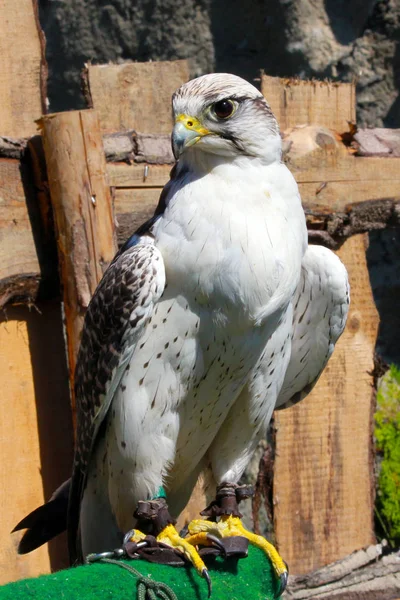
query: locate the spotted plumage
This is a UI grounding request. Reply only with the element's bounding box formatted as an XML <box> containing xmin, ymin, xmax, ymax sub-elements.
<box><xmin>14</xmin><ymin>74</ymin><xmax>349</xmax><ymax>575</ymax></box>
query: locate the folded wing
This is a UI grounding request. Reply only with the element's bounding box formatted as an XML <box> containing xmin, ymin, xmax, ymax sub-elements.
<box><xmin>68</xmin><ymin>233</ymin><xmax>166</xmax><ymax>561</ymax></box>
<box><xmin>275</xmin><ymin>245</ymin><xmax>350</xmax><ymax>410</ymax></box>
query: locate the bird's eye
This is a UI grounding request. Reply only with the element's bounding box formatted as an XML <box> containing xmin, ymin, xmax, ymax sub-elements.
<box><xmin>212</xmin><ymin>99</ymin><xmax>235</xmax><ymax>119</ymax></box>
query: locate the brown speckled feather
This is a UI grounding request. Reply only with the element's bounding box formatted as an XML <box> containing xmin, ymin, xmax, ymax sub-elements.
<box><xmin>68</xmin><ymin>236</ymin><xmax>165</xmax><ymax>562</ymax></box>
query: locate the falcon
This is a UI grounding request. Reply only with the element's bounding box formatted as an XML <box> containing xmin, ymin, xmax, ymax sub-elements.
<box><xmin>14</xmin><ymin>73</ymin><xmax>349</xmax><ymax>596</ymax></box>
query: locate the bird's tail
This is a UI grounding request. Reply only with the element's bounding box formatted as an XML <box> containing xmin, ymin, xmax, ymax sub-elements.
<box><xmin>12</xmin><ymin>479</ymin><xmax>70</xmax><ymax>554</ymax></box>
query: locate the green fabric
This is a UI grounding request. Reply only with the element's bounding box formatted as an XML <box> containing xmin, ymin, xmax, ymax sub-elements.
<box><xmin>0</xmin><ymin>546</ymin><xmax>279</xmax><ymax>599</ymax></box>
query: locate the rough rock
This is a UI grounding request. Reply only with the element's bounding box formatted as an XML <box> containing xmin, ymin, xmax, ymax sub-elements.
<box><xmin>39</xmin><ymin>0</ymin><xmax>400</xmax><ymax>129</ymax></box>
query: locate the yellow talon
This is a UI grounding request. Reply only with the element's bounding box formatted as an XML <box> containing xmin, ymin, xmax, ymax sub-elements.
<box><xmin>128</xmin><ymin>529</ymin><xmax>147</xmax><ymax>543</ymax></box>
<box><xmin>157</xmin><ymin>525</ymin><xmax>212</xmax><ymax>597</ymax></box>
<box><xmin>185</xmin><ymin>531</ymin><xmax>213</xmax><ymax>547</ymax></box>
<box><xmin>188</xmin><ymin>515</ymin><xmax>288</xmax><ymax>578</ymax></box>
<box><xmin>157</xmin><ymin>524</ymin><xmax>207</xmax><ymax>575</ymax></box>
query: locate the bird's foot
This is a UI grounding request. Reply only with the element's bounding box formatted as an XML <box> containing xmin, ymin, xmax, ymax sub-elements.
<box><xmin>186</xmin><ymin>482</ymin><xmax>288</xmax><ymax>597</ymax></box>
<box><xmin>125</xmin><ymin>497</ymin><xmax>214</xmax><ymax>597</ymax></box>
<box><xmin>187</xmin><ymin>515</ymin><xmax>287</xmax><ymax>595</ymax></box>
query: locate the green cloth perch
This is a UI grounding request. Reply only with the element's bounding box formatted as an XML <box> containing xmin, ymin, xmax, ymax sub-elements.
<box><xmin>0</xmin><ymin>546</ymin><xmax>280</xmax><ymax>599</ymax></box>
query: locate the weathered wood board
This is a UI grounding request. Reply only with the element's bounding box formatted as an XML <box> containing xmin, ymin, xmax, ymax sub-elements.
<box><xmin>266</xmin><ymin>75</ymin><xmax>379</xmax><ymax>574</ymax></box>
<box><xmin>0</xmin><ymin>158</ymin><xmax>40</xmax><ymax>306</ymax></box>
<box><xmin>262</xmin><ymin>75</ymin><xmax>356</xmax><ymax>133</ymax></box>
<box><xmin>273</xmin><ymin>234</ymin><xmax>379</xmax><ymax>574</ymax></box>
<box><xmin>85</xmin><ymin>60</ymin><xmax>189</xmax><ymax>134</ymax></box>
<box><xmin>0</xmin><ymin>1</ymin><xmax>73</xmax><ymax>586</ymax></box>
<box><xmin>1</xmin><ymin>303</ymin><xmax>73</xmax><ymax>585</ymax></box>
<box><xmin>0</xmin><ymin>0</ymin><xmax>46</xmax><ymax>137</ymax></box>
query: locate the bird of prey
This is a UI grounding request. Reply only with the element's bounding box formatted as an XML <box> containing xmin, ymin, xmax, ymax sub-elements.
<box><xmin>14</xmin><ymin>73</ymin><xmax>349</xmax><ymax>596</ymax></box>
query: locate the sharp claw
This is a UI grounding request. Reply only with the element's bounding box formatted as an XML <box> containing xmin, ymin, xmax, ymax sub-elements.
<box><xmin>202</xmin><ymin>568</ymin><xmax>212</xmax><ymax>598</ymax></box>
<box><xmin>123</xmin><ymin>529</ymin><xmax>135</xmax><ymax>545</ymax></box>
<box><xmin>206</xmin><ymin>533</ymin><xmax>227</xmax><ymax>558</ymax></box>
<box><xmin>179</xmin><ymin>524</ymin><xmax>189</xmax><ymax>538</ymax></box>
<box><xmin>276</xmin><ymin>570</ymin><xmax>288</xmax><ymax>598</ymax></box>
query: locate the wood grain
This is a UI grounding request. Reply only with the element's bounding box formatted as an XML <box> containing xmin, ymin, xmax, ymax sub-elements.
<box><xmin>270</xmin><ymin>76</ymin><xmax>379</xmax><ymax>575</ymax></box>
<box><xmin>108</xmin><ymin>162</ymin><xmax>172</xmax><ymax>187</ymax></box>
<box><xmin>0</xmin><ymin>159</ymin><xmax>40</xmax><ymax>306</ymax></box>
<box><xmin>114</xmin><ymin>186</ymin><xmax>160</xmax><ymax>243</ymax></box>
<box><xmin>262</xmin><ymin>75</ymin><xmax>356</xmax><ymax>133</ymax></box>
<box><xmin>0</xmin><ymin>0</ymin><xmax>46</xmax><ymax>137</ymax></box>
<box><xmin>1</xmin><ymin>303</ymin><xmax>73</xmax><ymax>585</ymax></box>
<box><xmin>274</xmin><ymin>235</ymin><xmax>379</xmax><ymax>574</ymax></box>
<box><xmin>41</xmin><ymin>110</ymin><xmax>117</xmax><ymax>417</ymax></box>
<box><xmin>287</xmin><ymin>542</ymin><xmax>400</xmax><ymax>599</ymax></box>
<box><xmin>0</xmin><ymin>316</ymin><xmax>49</xmax><ymax>584</ymax></box>
<box><xmin>85</xmin><ymin>60</ymin><xmax>189</xmax><ymax>134</ymax></box>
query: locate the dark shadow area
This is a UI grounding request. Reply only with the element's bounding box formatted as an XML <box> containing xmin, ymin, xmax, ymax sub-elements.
<box><xmin>385</xmin><ymin>94</ymin><xmax>400</xmax><ymax>127</ymax></box>
<box><xmin>20</xmin><ymin>140</ymin><xmax>59</xmax><ymax>302</ymax></box>
<box><xmin>2</xmin><ymin>302</ymin><xmax>74</xmax><ymax>572</ymax></box>
<box><xmin>366</xmin><ymin>228</ymin><xmax>400</xmax><ymax>367</ymax></box>
<box><xmin>324</xmin><ymin>0</ymin><xmax>377</xmax><ymax>45</ymax></box>
<box><xmin>26</xmin><ymin>299</ymin><xmax>74</xmax><ymax>571</ymax></box>
<box><xmin>384</xmin><ymin>42</ymin><xmax>400</xmax><ymax>127</ymax></box>
<box><xmin>210</xmin><ymin>0</ymin><xmax>307</xmax><ymax>85</ymax></box>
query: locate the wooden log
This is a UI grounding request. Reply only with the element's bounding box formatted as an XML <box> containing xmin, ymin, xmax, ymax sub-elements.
<box><xmin>269</xmin><ymin>76</ymin><xmax>379</xmax><ymax>575</ymax></box>
<box><xmin>306</xmin><ymin>198</ymin><xmax>400</xmax><ymax>249</ymax></box>
<box><xmin>40</xmin><ymin>110</ymin><xmax>117</xmax><ymax>417</ymax></box>
<box><xmin>285</xmin><ymin>543</ymin><xmax>400</xmax><ymax>599</ymax></box>
<box><xmin>0</xmin><ymin>138</ymin><xmax>58</xmax><ymax>308</ymax></box>
<box><xmin>0</xmin><ymin>0</ymin><xmax>47</xmax><ymax>137</ymax></box>
<box><xmin>83</xmin><ymin>60</ymin><xmax>189</xmax><ymax>134</ymax></box>
<box><xmin>0</xmin><ymin>159</ymin><xmax>41</xmax><ymax>307</ymax></box>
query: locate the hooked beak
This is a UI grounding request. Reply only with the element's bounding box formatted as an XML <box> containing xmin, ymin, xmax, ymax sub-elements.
<box><xmin>172</xmin><ymin>114</ymin><xmax>211</xmax><ymax>159</ymax></box>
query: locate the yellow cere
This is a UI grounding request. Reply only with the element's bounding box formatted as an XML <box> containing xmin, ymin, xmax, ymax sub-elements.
<box><xmin>175</xmin><ymin>113</ymin><xmax>211</xmax><ymax>137</ymax></box>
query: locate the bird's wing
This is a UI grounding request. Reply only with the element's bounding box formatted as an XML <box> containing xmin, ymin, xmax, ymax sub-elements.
<box><xmin>275</xmin><ymin>244</ymin><xmax>350</xmax><ymax>410</ymax></box>
<box><xmin>68</xmin><ymin>233</ymin><xmax>165</xmax><ymax>561</ymax></box>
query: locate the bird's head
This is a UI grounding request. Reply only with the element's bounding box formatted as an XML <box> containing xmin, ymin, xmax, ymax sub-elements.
<box><xmin>171</xmin><ymin>73</ymin><xmax>281</xmax><ymax>165</ymax></box>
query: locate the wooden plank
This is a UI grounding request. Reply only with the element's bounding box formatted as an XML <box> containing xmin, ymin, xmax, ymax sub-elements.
<box><xmin>0</xmin><ymin>0</ymin><xmax>46</xmax><ymax>137</ymax></box>
<box><xmin>114</xmin><ymin>187</ymin><xmax>160</xmax><ymax>244</ymax></box>
<box><xmin>41</xmin><ymin>110</ymin><xmax>117</xmax><ymax>415</ymax></box>
<box><xmin>299</xmin><ymin>180</ymin><xmax>400</xmax><ymax>212</ymax></box>
<box><xmin>108</xmin><ymin>162</ymin><xmax>172</xmax><ymax>188</ymax></box>
<box><xmin>293</xmin><ymin>155</ymin><xmax>400</xmax><ymax>184</ymax></box>
<box><xmin>85</xmin><ymin>60</ymin><xmax>189</xmax><ymax>134</ymax></box>
<box><xmin>269</xmin><ymin>75</ymin><xmax>379</xmax><ymax>575</ymax></box>
<box><xmin>107</xmin><ymin>156</ymin><xmax>400</xmax><ymax>205</ymax></box>
<box><xmin>274</xmin><ymin>235</ymin><xmax>378</xmax><ymax>574</ymax></box>
<box><xmin>261</xmin><ymin>75</ymin><xmax>356</xmax><ymax>133</ymax></box>
<box><xmin>1</xmin><ymin>302</ymin><xmax>73</xmax><ymax>585</ymax></box>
